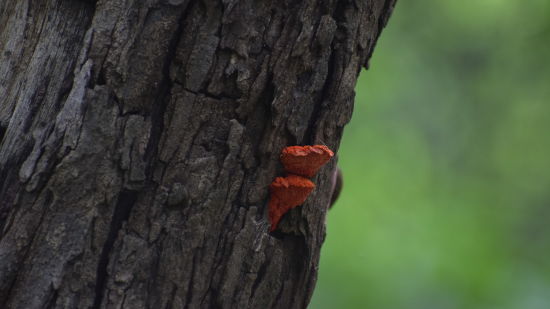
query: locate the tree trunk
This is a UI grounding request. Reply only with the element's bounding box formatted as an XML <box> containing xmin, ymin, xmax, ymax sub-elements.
<box><xmin>0</xmin><ymin>0</ymin><xmax>395</xmax><ymax>308</ymax></box>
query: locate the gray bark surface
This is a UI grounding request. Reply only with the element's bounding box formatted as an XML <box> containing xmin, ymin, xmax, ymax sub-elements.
<box><xmin>0</xmin><ymin>0</ymin><xmax>395</xmax><ymax>308</ymax></box>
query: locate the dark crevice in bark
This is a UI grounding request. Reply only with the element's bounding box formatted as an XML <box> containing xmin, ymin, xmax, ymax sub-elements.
<box><xmin>250</xmin><ymin>260</ymin><xmax>269</xmax><ymax>299</ymax></box>
<box><xmin>0</xmin><ymin>124</ymin><xmax>5</xmax><ymax>144</ymax></box>
<box><xmin>272</xmin><ymin>277</ymin><xmax>286</xmax><ymax>309</ymax></box>
<box><xmin>269</xmin><ymin>229</ymin><xmax>287</xmax><ymax>241</ymax></box>
<box><xmin>171</xmin><ymin>80</ymin><xmax>227</xmax><ymax>101</ymax></box>
<box><xmin>45</xmin><ymin>286</ymin><xmax>59</xmax><ymax>309</ymax></box>
<box><xmin>92</xmin><ymin>189</ymin><xmax>138</xmax><ymax>309</ymax></box>
<box><xmin>144</xmin><ymin>5</ymin><xmax>189</xmax><ymax>173</ymax></box>
<box><xmin>165</xmin><ymin>284</ymin><xmax>178</xmax><ymax>309</ymax></box>
<box><xmin>200</xmin><ymin>231</ymin><xmax>232</xmax><ymax>307</ymax></box>
<box><xmin>183</xmin><ymin>254</ymin><xmax>199</xmax><ymax>308</ymax></box>
<box><xmin>96</xmin><ymin>70</ymin><xmax>107</xmax><ymax>86</ymax></box>
<box><xmin>145</xmin><ymin>234</ymin><xmax>166</xmax><ymax>309</ymax></box>
<box><xmin>112</xmin><ymin>93</ymin><xmax>125</xmax><ymax>118</ymax></box>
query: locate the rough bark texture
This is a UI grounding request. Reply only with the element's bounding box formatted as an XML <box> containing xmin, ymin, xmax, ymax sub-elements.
<box><xmin>0</xmin><ymin>0</ymin><xmax>395</xmax><ymax>308</ymax></box>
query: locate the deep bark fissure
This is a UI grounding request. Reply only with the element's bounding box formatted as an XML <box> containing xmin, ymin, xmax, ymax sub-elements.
<box><xmin>144</xmin><ymin>234</ymin><xmax>166</xmax><ymax>309</ymax></box>
<box><xmin>92</xmin><ymin>189</ymin><xmax>138</xmax><ymax>309</ymax></box>
<box><xmin>183</xmin><ymin>254</ymin><xmax>199</xmax><ymax>308</ymax></box>
<box><xmin>45</xmin><ymin>287</ymin><xmax>59</xmax><ymax>309</ymax></box>
<box><xmin>0</xmin><ymin>124</ymin><xmax>5</xmax><ymax>145</ymax></box>
<box><xmin>250</xmin><ymin>260</ymin><xmax>269</xmax><ymax>299</ymax></box>
<box><xmin>165</xmin><ymin>284</ymin><xmax>178</xmax><ymax>309</ymax></box>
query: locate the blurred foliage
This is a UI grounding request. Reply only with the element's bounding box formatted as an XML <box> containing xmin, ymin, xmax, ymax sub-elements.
<box><xmin>311</xmin><ymin>1</ymin><xmax>550</xmax><ymax>308</ymax></box>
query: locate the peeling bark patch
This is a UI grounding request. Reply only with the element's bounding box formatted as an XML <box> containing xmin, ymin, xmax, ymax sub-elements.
<box><xmin>92</xmin><ymin>189</ymin><xmax>138</xmax><ymax>309</ymax></box>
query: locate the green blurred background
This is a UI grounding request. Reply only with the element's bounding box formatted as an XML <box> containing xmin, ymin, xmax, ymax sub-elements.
<box><xmin>311</xmin><ymin>1</ymin><xmax>550</xmax><ymax>308</ymax></box>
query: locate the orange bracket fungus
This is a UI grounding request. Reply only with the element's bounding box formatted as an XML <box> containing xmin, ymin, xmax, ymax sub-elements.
<box><xmin>280</xmin><ymin>145</ymin><xmax>334</xmax><ymax>178</ymax></box>
<box><xmin>268</xmin><ymin>175</ymin><xmax>315</xmax><ymax>231</ymax></box>
<box><xmin>268</xmin><ymin>145</ymin><xmax>334</xmax><ymax>231</ymax></box>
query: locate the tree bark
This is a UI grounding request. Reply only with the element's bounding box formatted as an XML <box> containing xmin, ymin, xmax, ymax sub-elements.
<box><xmin>0</xmin><ymin>0</ymin><xmax>395</xmax><ymax>308</ymax></box>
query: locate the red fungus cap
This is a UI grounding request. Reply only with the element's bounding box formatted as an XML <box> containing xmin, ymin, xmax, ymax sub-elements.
<box><xmin>280</xmin><ymin>145</ymin><xmax>334</xmax><ymax>178</ymax></box>
<box><xmin>268</xmin><ymin>175</ymin><xmax>315</xmax><ymax>231</ymax></box>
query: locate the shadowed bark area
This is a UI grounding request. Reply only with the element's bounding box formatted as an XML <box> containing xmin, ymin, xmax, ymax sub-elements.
<box><xmin>0</xmin><ymin>0</ymin><xmax>395</xmax><ymax>308</ymax></box>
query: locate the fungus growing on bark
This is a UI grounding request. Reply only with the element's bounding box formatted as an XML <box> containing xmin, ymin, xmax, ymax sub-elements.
<box><xmin>268</xmin><ymin>175</ymin><xmax>315</xmax><ymax>232</ymax></box>
<box><xmin>268</xmin><ymin>145</ymin><xmax>334</xmax><ymax>231</ymax></box>
<box><xmin>280</xmin><ymin>145</ymin><xmax>334</xmax><ymax>178</ymax></box>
